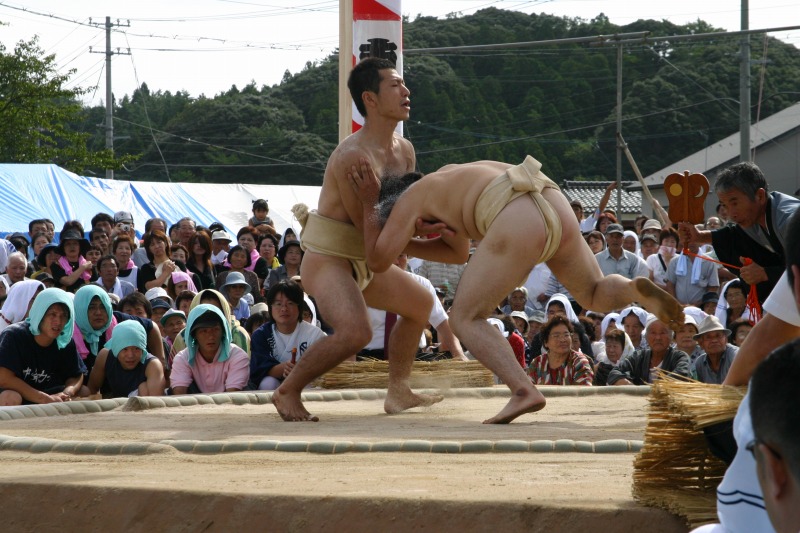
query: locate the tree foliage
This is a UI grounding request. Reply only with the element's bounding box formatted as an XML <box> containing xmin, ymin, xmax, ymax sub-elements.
<box><xmin>7</xmin><ymin>9</ymin><xmax>800</xmax><ymax>185</ymax></box>
<box><xmin>0</xmin><ymin>36</ymin><xmax>131</xmax><ymax>173</ymax></box>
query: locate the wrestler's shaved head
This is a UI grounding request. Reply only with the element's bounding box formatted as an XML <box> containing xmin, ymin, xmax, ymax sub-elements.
<box><xmin>377</xmin><ymin>172</ymin><xmax>423</xmax><ymax>225</ymax></box>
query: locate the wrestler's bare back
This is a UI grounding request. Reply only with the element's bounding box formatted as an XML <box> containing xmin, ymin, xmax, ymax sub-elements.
<box><xmin>317</xmin><ymin>129</ymin><xmax>415</xmax><ymax>229</ymax></box>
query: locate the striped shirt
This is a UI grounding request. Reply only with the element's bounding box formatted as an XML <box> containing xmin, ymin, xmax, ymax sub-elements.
<box><xmin>528</xmin><ymin>351</ymin><xmax>594</xmax><ymax>385</ymax></box>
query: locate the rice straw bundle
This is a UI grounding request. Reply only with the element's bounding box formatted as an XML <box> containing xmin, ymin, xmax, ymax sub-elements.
<box><xmin>313</xmin><ymin>359</ymin><xmax>495</xmax><ymax>389</ymax></box>
<box><xmin>633</xmin><ymin>373</ymin><xmax>747</xmax><ymax>528</ymax></box>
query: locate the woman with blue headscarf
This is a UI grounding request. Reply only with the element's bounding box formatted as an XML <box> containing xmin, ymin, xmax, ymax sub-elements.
<box><xmin>72</xmin><ymin>285</ymin><xmax>164</xmax><ymax>374</ymax></box>
<box><xmin>0</xmin><ymin>288</ymin><xmax>86</xmax><ymax>405</ymax></box>
<box><xmin>169</xmin><ymin>304</ymin><xmax>249</xmax><ymax>394</ymax></box>
<box><xmin>87</xmin><ymin>320</ymin><xmax>166</xmax><ymax>398</ymax></box>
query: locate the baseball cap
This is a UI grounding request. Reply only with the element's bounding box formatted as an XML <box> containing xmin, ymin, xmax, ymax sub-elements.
<box><xmin>150</xmin><ymin>299</ymin><xmax>171</xmax><ymax>311</ymax></box>
<box><xmin>605</xmin><ymin>223</ymin><xmax>624</xmax><ymax>235</ymax></box>
<box><xmin>160</xmin><ymin>308</ymin><xmax>186</xmax><ymax>326</ymax></box>
<box><xmin>641</xmin><ymin>233</ymin><xmax>658</xmax><ymax>243</ymax></box>
<box><xmin>190</xmin><ymin>310</ymin><xmax>223</xmax><ymax>334</ymax></box>
<box><xmin>114</xmin><ymin>211</ymin><xmax>134</xmax><ymax>224</ymax></box>
<box><xmin>569</xmin><ymin>198</ymin><xmax>583</xmax><ymax>209</ymax></box>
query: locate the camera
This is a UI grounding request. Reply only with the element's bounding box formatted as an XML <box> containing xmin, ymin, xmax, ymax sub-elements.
<box><xmin>117</xmin><ymin>223</ymin><xmax>130</xmax><ymax>232</ymax></box>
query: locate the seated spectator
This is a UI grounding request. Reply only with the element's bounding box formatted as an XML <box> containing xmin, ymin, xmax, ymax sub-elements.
<box><xmin>2</xmin><ymin>251</ymin><xmax>29</xmax><ymax>286</ymax></box>
<box><xmin>729</xmin><ymin>318</ymin><xmax>752</xmax><ymax>347</ymax></box>
<box><xmin>51</xmin><ymin>229</ymin><xmax>96</xmax><ymax>293</ymax></box>
<box><xmin>174</xmin><ymin>290</ymin><xmax>196</xmax><ymax>315</ymax></box>
<box><xmin>528</xmin><ymin>294</ymin><xmax>593</xmax><ymax>360</ymax></box>
<box><xmin>620</xmin><ymin>306</ymin><xmax>649</xmax><ymax>350</ymax></box>
<box><xmin>646</xmin><ymin>227</ymin><xmax>679</xmax><ymax>290</ymax></box>
<box><xmin>33</xmin><ymin>271</ymin><xmax>55</xmax><ymax>289</ymax></box>
<box><xmin>748</xmin><ymin>339</ymin><xmax>800</xmax><ymax>533</ymax></box>
<box><xmin>623</xmin><ymin>230</ymin><xmax>639</xmax><ymax>255</ymax></box>
<box><xmin>244</xmin><ymin>307</ymin><xmax>270</xmax><ymax>336</ymax></box>
<box><xmin>500</xmin><ymin>287</ymin><xmax>536</xmax><ymax>317</ymax></box>
<box><xmin>29</xmin><ymin>232</ymin><xmax>52</xmax><ymax>271</ymax></box>
<box><xmin>596</xmin><ymin>223</ymin><xmax>649</xmax><ymax>280</ymax></box>
<box><xmin>119</xmin><ymin>292</ymin><xmax>151</xmax><ymax>319</ymax></box>
<box><xmin>715</xmin><ymin>279</ymin><xmax>749</xmax><ymax>328</ymax></box>
<box><xmin>160</xmin><ymin>309</ymin><xmax>186</xmax><ymax>363</ymax></box>
<box><xmin>607</xmin><ymin>316</ymin><xmax>691</xmax><ymax>385</ymax></box>
<box><xmin>170</xmin><ymin>304</ymin><xmax>250</xmax><ymax>394</ymax></box>
<box><xmin>249</xmin><ymin>280</ymin><xmax>326</xmax><ymax>390</ymax></box>
<box><xmin>249</xmin><ymin>198</ymin><xmax>276</xmax><ymax>234</ymax></box>
<box><xmin>87</xmin><ymin>320</ymin><xmax>166</xmax><ymax>398</ymax></box>
<box><xmin>138</xmin><ymin>230</ymin><xmax>177</xmax><ymax>293</ymax></box>
<box><xmin>594</xmin><ymin>212</ymin><xmax>617</xmax><ymax>234</ymax></box>
<box><xmin>170</xmin><ymin>243</ymin><xmax>189</xmax><ymax>264</ymax></box>
<box><xmin>210</xmin><ymin>230</ymin><xmax>231</xmax><ymax>267</ymax></box>
<box><xmin>0</xmin><ymin>288</ymin><xmax>86</xmax><ymax>405</ymax></box>
<box><xmin>692</xmin><ymin>315</ymin><xmax>738</xmax><ymax>384</ymax></box>
<box><xmin>700</xmin><ymin>291</ymin><xmax>720</xmax><ymax>316</ymax></box>
<box><xmin>666</xmin><ymin>242</ymin><xmax>720</xmax><ymax>306</ymax></box>
<box><xmin>236</xmin><ymin>226</ymin><xmax>270</xmax><ymax>285</ymax></box>
<box><xmin>218</xmin><ymin>271</ymin><xmax>251</xmax><ymax>323</ymax></box>
<box><xmin>94</xmin><ymin>255</ymin><xmax>136</xmax><ymax>299</ymax></box>
<box><xmin>73</xmin><ymin>285</ymin><xmax>165</xmax><ymax>375</ymax></box>
<box><xmin>167</xmin><ymin>270</ymin><xmax>198</xmax><ymax>303</ymax></box>
<box><xmin>594</xmin><ymin>328</ymin><xmax>627</xmax><ymax>385</ymax></box>
<box><xmin>675</xmin><ymin>314</ymin><xmax>703</xmax><ymax>363</ymax></box>
<box><xmin>496</xmin><ymin>315</ymin><xmax>526</xmax><ymax>368</ymax></box>
<box><xmin>528</xmin><ymin>315</ymin><xmax>594</xmax><ymax>385</ymax></box>
<box><xmin>639</xmin><ymin>233</ymin><xmax>659</xmax><ymax>260</ymax></box>
<box><xmin>641</xmin><ymin>218</ymin><xmax>663</xmax><ymax>241</ymax></box>
<box><xmin>0</xmin><ymin>279</ymin><xmax>44</xmax><ymax>334</ymax></box>
<box><xmin>85</xmin><ymin>243</ymin><xmax>103</xmax><ymax>266</ymax></box>
<box><xmin>266</xmin><ymin>240</ymin><xmax>302</xmax><ymax>292</ymax></box>
<box><xmin>509</xmin><ymin>311</ymin><xmax>529</xmax><ymax>339</ymax></box>
<box><xmin>32</xmin><ymin>242</ymin><xmax>59</xmax><ymax>280</ymax></box>
<box><xmin>186</xmin><ymin>232</ymin><xmax>216</xmax><ymax>291</ymax></box>
<box><xmin>89</xmin><ymin>228</ymin><xmax>110</xmax><ymax>257</ymax></box>
<box><xmin>112</xmin><ymin>234</ymin><xmax>139</xmax><ymax>289</ymax></box>
<box><xmin>215</xmin><ymin>245</ymin><xmax>260</xmax><ymax>300</ymax></box>
<box><xmin>149</xmin><ymin>299</ymin><xmax>171</xmax><ymax>334</ymax></box>
<box><xmin>584</xmin><ymin>230</ymin><xmax>606</xmax><ymax>254</ymax></box>
<box><xmin>170</xmin><ymin>289</ymin><xmax>251</xmax><ymax>357</ymax></box>
<box><xmin>258</xmin><ymin>233</ymin><xmax>280</xmax><ymax>272</ymax></box>
<box><xmin>527</xmin><ymin>310</ymin><xmax>545</xmax><ymax>345</ymax></box>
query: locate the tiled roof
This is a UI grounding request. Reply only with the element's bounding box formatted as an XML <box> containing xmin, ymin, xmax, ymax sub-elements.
<box><xmin>562</xmin><ymin>180</ymin><xmax>642</xmax><ymax>215</ymax></box>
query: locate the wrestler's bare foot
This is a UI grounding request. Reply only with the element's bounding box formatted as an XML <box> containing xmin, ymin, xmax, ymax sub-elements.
<box><xmin>384</xmin><ymin>387</ymin><xmax>444</xmax><ymax>414</ymax></box>
<box><xmin>632</xmin><ymin>277</ymin><xmax>685</xmax><ymax>328</ymax></box>
<box><xmin>271</xmin><ymin>388</ymin><xmax>319</xmax><ymax>422</ymax></box>
<box><xmin>483</xmin><ymin>387</ymin><xmax>546</xmax><ymax>424</ymax></box>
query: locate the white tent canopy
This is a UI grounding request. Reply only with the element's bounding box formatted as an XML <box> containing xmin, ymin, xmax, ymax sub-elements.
<box><xmin>0</xmin><ymin>164</ymin><xmax>321</xmax><ymax>240</ymax></box>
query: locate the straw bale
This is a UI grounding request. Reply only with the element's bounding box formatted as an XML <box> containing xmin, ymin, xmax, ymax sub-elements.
<box><xmin>313</xmin><ymin>359</ymin><xmax>495</xmax><ymax>389</ymax></box>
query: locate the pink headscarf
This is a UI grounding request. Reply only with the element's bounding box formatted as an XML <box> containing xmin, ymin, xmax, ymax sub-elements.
<box><xmin>171</xmin><ymin>270</ymin><xmax>197</xmax><ymax>293</ymax></box>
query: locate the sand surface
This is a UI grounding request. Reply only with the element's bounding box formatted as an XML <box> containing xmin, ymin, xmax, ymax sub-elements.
<box><xmin>0</xmin><ymin>389</ymin><xmax>689</xmax><ymax>532</ymax></box>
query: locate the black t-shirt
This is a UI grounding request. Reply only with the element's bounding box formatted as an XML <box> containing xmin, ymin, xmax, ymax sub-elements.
<box><xmin>0</xmin><ymin>322</ymin><xmax>87</xmax><ymax>393</ymax></box>
<box><xmin>101</xmin><ymin>352</ymin><xmax>156</xmax><ymax>398</ymax></box>
<box><xmin>50</xmin><ymin>261</ymin><xmax>98</xmax><ymax>293</ymax></box>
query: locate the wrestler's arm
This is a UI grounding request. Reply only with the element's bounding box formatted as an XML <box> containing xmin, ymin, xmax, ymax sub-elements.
<box><xmin>403</xmin><ymin>236</ymin><xmax>470</xmax><ymax>265</ymax></box>
<box><xmin>348</xmin><ymin>160</ymin><xmax>419</xmax><ymax>273</ymax></box>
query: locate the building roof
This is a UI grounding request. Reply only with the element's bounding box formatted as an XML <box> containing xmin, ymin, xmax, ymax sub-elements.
<box><xmin>639</xmin><ymin>101</ymin><xmax>800</xmax><ymax>187</ymax></box>
<box><xmin>562</xmin><ymin>180</ymin><xmax>642</xmax><ymax>215</ymax></box>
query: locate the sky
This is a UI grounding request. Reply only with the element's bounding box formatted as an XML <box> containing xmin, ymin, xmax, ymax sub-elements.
<box><xmin>1</xmin><ymin>0</ymin><xmax>798</xmax><ymax>107</ymax></box>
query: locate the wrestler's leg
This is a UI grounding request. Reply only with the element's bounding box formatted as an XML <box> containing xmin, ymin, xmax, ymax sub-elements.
<box><xmin>272</xmin><ymin>251</ymin><xmax>373</xmax><ymax>421</ymax></box>
<box><xmin>363</xmin><ymin>265</ymin><xmax>443</xmax><ymax>414</ymax></box>
<box><xmin>541</xmin><ymin>189</ymin><xmax>684</xmax><ymax>326</ymax></box>
<box><xmin>449</xmin><ymin>195</ymin><xmax>547</xmax><ymax>424</ymax></box>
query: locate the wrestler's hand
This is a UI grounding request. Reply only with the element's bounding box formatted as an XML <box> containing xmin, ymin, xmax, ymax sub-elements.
<box><xmin>347</xmin><ymin>158</ymin><xmax>381</xmax><ymax>205</ymax></box>
<box><xmin>414</xmin><ymin>218</ymin><xmax>456</xmax><ymax>238</ymax></box>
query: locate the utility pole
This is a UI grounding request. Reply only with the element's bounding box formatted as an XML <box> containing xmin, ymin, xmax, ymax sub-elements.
<box><xmin>739</xmin><ymin>0</ymin><xmax>751</xmax><ymax>162</ymax></box>
<box><xmin>90</xmin><ymin>17</ymin><xmax>130</xmax><ymax>180</ymax></box>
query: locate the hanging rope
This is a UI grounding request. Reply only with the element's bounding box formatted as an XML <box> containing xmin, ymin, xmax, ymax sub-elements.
<box><xmin>682</xmin><ymin>248</ymin><xmax>763</xmax><ymax>325</ymax></box>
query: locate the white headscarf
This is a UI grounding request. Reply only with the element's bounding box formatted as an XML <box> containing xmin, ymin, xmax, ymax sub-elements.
<box><xmin>619</xmin><ymin>306</ymin><xmax>648</xmax><ymax>329</ymax></box>
<box><xmin>715</xmin><ymin>279</ymin><xmax>750</xmax><ymax>324</ymax></box>
<box><xmin>0</xmin><ymin>279</ymin><xmax>45</xmax><ymax>332</ymax></box>
<box><xmin>545</xmin><ymin>293</ymin><xmax>578</xmax><ymax>323</ymax></box>
<box><xmin>600</xmin><ymin>312</ymin><xmax>620</xmax><ymax>338</ymax></box>
<box><xmin>0</xmin><ymin>239</ymin><xmax>13</xmax><ymax>274</ymax></box>
<box><xmin>623</xmin><ymin>230</ymin><xmax>640</xmax><ymax>255</ymax></box>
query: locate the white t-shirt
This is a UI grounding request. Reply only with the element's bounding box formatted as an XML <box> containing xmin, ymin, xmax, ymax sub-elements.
<box><xmin>646</xmin><ymin>253</ymin><xmax>669</xmax><ymax>287</ymax></box>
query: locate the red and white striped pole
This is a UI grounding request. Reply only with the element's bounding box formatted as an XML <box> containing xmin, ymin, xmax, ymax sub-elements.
<box><xmin>339</xmin><ymin>0</ymin><xmax>403</xmax><ymax>141</ymax></box>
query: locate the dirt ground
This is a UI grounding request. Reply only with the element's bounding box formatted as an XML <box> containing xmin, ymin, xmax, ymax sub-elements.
<box><xmin>0</xmin><ymin>389</ymin><xmax>689</xmax><ymax>532</ymax></box>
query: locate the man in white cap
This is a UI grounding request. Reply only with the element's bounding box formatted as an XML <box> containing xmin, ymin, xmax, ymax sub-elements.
<box><xmin>692</xmin><ymin>315</ymin><xmax>738</xmax><ymax>384</ymax></box>
<box><xmin>211</xmin><ymin>230</ymin><xmax>232</xmax><ymax>266</ymax></box>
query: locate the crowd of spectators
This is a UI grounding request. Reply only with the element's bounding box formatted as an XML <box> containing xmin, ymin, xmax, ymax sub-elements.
<box><xmin>0</xmin><ymin>160</ymin><xmax>797</xmax><ymax>404</ymax></box>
